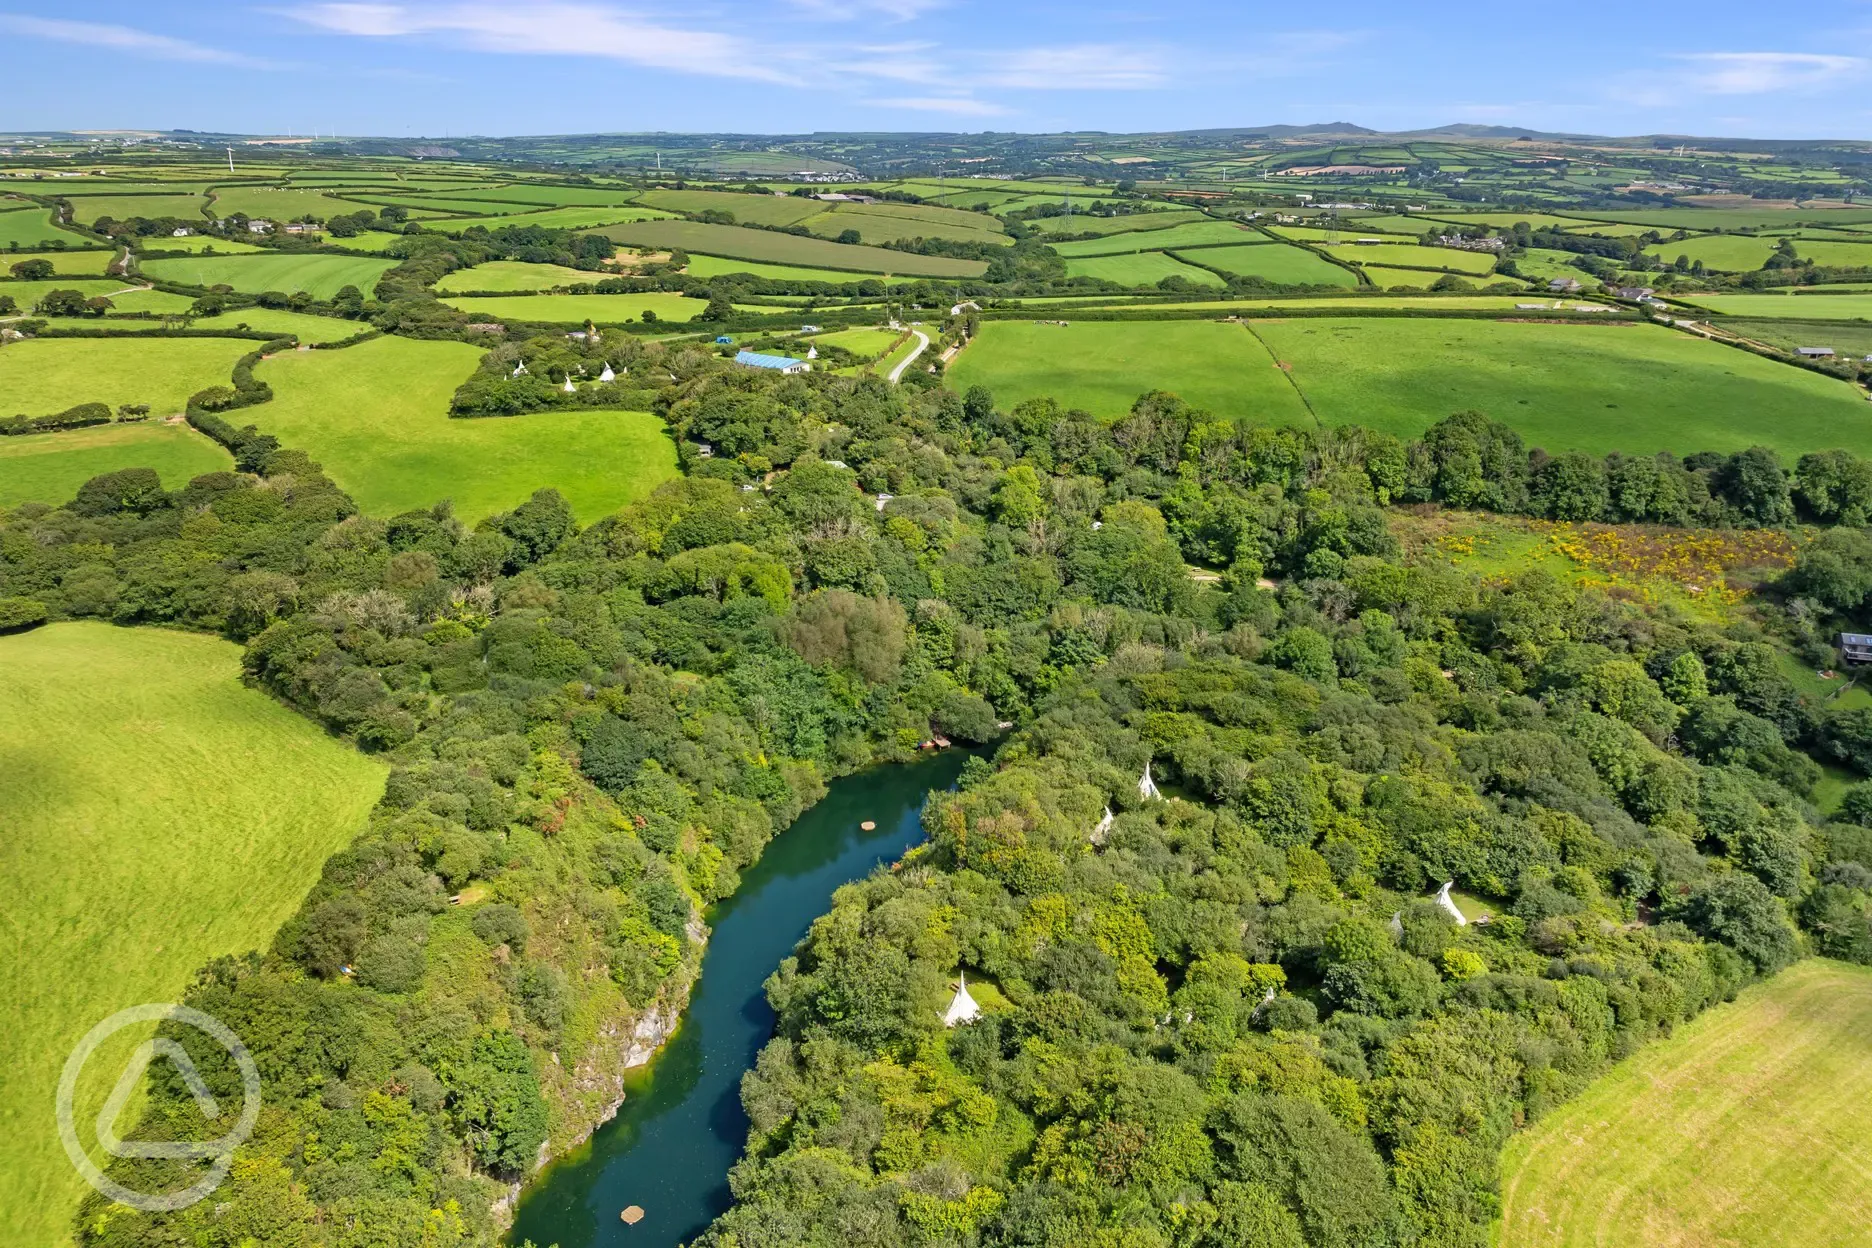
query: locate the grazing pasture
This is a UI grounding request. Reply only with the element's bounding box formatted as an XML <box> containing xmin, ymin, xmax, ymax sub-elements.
<box><xmin>0</xmin><ymin>207</ymin><xmax>78</xmax><ymax>248</ymax></box>
<box><xmin>1175</xmin><ymin>243</ymin><xmax>1359</xmax><ymax>286</ymax></box>
<box><xmin>1064</xmin><ymin>252</ymin><xmax>1226</xmax><ymax>287</ymax></box>
<box><xmin>1249</xmin><ymin>317</ymin><xmax>1870</xmax><ymax>454</ymax></box>
<box><xmin>0</xmin><ymin>422</ymin><xmax>231</xmax><ymax>507</ymax></box>
<box><xmin>438</xmin><ymin>291</ymin><xmax>752</xmax><ymax>323</ymax></box>
<box><xmin>1029</xmin><ymin>209</ymin><xmax>1205</xmax><ymax>235</ymax></box>
<box><xmin>1497</xmin><ymin>960</ymin><xmax>1872</xmax><ymax>1248</ymax></box>
<box><xmin>804</xmin><ymin>201</ymin><xmax>1008</xmax><ymax>247</ymax></box>
<box><xmin>1586</xmin><ymin>207</ymin><xmax>1872</xmax><ymax>231</ymax></box>
<box><xmin>947</xmin><ymin>320</ymin><xmax>1311</xmax><ymax>423</ymax></box>
<box><xmin>1791</xmin><ymin>239</ymin><xmax>1872</xmax><ymax>268</ymax></box>
<box><xmin>0</xmin><ymin>622</ymin><xmax>387</xmax><ymax>1248</ymax></box>
<box><xmin>0</xmin><ymin>336</ymin><xmax>254</xmax><ymax>418</ymax></box>
<box><xmin>1047</xmin><ymin>220</ymin><xmax>1258</xmax><ymax>256</ymax></box>
<box><xmin>133</xmin><ymin>234</ymin><xmax>267</xmax><ymax>255</ymax></box>
<box><xmin>434</xmin><ymin>260</ymin><xmax>598</xmax><ymax>292</ymax></box>
<box><xmin>812</xmin><ymin>326</ymin><xmax>902</xmax><ymax>360</ymax></box>
<box><xmin>177</xmin><ymin>307</ymin><xmax>370</xmax><ymax>342</ymax></box>
<box><xmin>594</xmin><ymin>219</ymin><xmax>987</xmax><ymax>277</ymax></box>
<box><xmin>1674</xmin><ymin>293</ymin><xmax>1872</xmax><ymax>320</ymax></box>
<box><xmin>205</xmin><ymin>185</ymin><xmax>381</xmax><ymax>220</ymax></box>
<box><xmin>1423</xmin><ymin>210</ymin><xmax>1606</xmax><ymax>230</ymax></box>
<box><xmin>428</xmin><ymin>184</ymin><xmax>641</xmax><ymax>207</ymax></box>
<box><xmin>1642</xmin><ymin>233</ymin><xmax>1778</xmax><ymax>271</ymax></box>
<box><xmin>139</xmin><ymin>253</ymin><xmax>396</xmax><ymax>299</ymax></box>
<box><xmin>65</xmin><ymin>195</ymin><xmax>203</xmax><ymax>224</ymax></box>
<box><xmin>248</xmin><ymin>335</ymin><xmax>679</xmax><ymax>521</ymax></box>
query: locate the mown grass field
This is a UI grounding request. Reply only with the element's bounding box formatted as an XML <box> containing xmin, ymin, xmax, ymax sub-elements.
<box><xmin>1643</xmin><ymin>234</ymin><xmax>1778</xmax><ymax>271</ymax></box>
<box><xmin>1028</xmin><ymin>209</ymin><xmax>1205</xmax><ymax>236</ymax></box>
<box><xmin>595</xmin><ymin>219</ymin><xmax>987</xmax><ymax>277</ymax></box>
<box><xmin>428</xmin><ymin>184</ymin><xmax>640</xmax><ymax>207</ymax></box>
<box><xmin>434</xmin><ymin>205</ymin><xmax>675</xmax><ymax>232</ymax></box>
<box><xmin>205</xmin><ymin>186</ymin><xmax>380</xmax><ymax>220</ymax></box>
<box><xmin>0</xmin><ymin>208</ymin><xmax>80</xmax><ymax>248</ymax></box>
<box><xmin>813</xmin><ymin>326</ymin><xmax>902</xmax><ymax>360</ymax></box>
<box><xmin>1250</xmin><ymin>317</ymin><xmax>1870</xmax><ymax>454</ymax></box>
<box><xmin>0</xmin><ymin>336</ymin><xmax>254</xmax><ymax>418</ymax></box>
<box><xmin>1064</xmin><ymin>252</ymin><xmax>1226</xmax><ymax>287</ymax></box>
<box><xmin>1675</xmin><ymin>293</ymin><xmax>1872</xmax><ymax>320</ymax></box>
<box><xmin>139</xmin><ymin>253</ymin><xmax>396</xmax><ymax>300</ymax></box>
<box><xmin>176</xmin><ymin>307</ymin><xmax>368</xmax><ymax>342</ymax></box>
<box><xmin>0</xmin><ymin>622</ymin><xmax>387</xmax><ymax>1248</ymax></box>
<box><xmin>4</xmin><ymin>249</ymin><xmax>115</xmax><ymax>276</ymax></box>
<box><xmin>805</xmin><ymin>201</ymin><xmax>1009</xmax><ymax>247</ymax></box>
<box><xmin>248</xmin><ymin>335</ymin><xmax>679</xmax><ymax>521</ymax></box>
<box><xmin>1497</xmin><ymin>959</ymin><xmax>1872</xmax><ymax>1248</ymax></box>
<box><xmin>1327</xmin><ymin>242</ymin><xmax>1500</xmax><ymax>274</ymax></box>
<box><xmin>637</xmin><ymin>188</ymin><xmax>826</xmax><ymax>226</ymax></box>
<box><xmin>1</xmin><ymin>277</ymin><xmax>137</xmax><ymax>308</ymax></box>
<box><xmin>0</xmin><ymin>422</ymin><xmax>231</xmax><ymax>506</ymax></box>
<box><xmin>1177</xmin><ymin>243</ymin><xmax>1359</xmax><ymax>286</ymax></box>
<box><xmin>1048</xmin><ymin>220</ymin><xmax>1259</xmax><ymax>257</ymax></box>
<box><xmin>434</xmin><ymin>260</ymin><xmax>597</xmax><ymax>292</ymax></box>
<box><xmin>1364</xmin><ymin>266</ymin><xmax>1494</xmax><ymax>289</ymax></box>
<box><xmin>685</xmin><ymin>253</ymin><xmax>894</xmax><ymax>282</ymax></box>
<box><xmin>438</xmin><ymin>291</ymin><xmax>754</xmax><ymax>323</ymax></box>
<box><xmin>133</xmin><ymin>235</ymin><xmax>267</xmax><ymax>255</ymax></box>
<box><xmin>947</xmin><ymin>320</ymin><xmax>1312</xmax><ymax>423</ymax></box>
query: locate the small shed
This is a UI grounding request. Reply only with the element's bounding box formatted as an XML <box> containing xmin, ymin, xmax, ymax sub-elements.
<box><xmin>1840</xmin><ymin>633</ymin><xmax>1872</xmax><ymax>665</ymax></box>
<box><xmin>1797</xmin><ymin>346</ymin><xmax>1836</xmax><ymax>358</ymax></box>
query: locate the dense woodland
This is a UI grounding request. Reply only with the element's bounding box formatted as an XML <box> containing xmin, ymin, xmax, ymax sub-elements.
<box><xmin>7</xmin><ymin>343</ymin><xmax>1872</xmax><ymax>1246</ymax></box>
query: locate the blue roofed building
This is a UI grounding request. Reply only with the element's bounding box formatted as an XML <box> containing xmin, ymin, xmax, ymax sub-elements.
<box><xmin>734</xmin><ymin>349</ymin><xmax>811</xmax><ymax>375</ymax></box>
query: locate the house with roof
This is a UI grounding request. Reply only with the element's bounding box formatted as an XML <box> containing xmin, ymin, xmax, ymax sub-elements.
<box><xmin>1841</xmin><ymin>633</ymin><xmax>1872</xmax><ymax>665</ymax></box>
<box><xmin>734</xmin><ymin>349</ymin><xmax>810</xmax><ymax>375</ymax></box>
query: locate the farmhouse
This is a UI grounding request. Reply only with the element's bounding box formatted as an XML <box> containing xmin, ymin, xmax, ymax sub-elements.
<box><xmin>281</xmin><ymin>223</ymin><xmax>321</xmax><ymax>235</ymax></box>
<box><xmin>734</xmin><ymin>349</ymin><xmax>810</xmax><ymax>374</ymax></box>
<box><xmin>1840</xmin><ymin>633</ymin><xmax>1872</xmax><ymax>665</ymax></box>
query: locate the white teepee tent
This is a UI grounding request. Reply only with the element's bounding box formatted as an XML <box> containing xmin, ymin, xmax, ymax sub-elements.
<box><xmin>1139</xmin><ymin>762</ymin><xmax>1161</xmax><ymax>801</ymax></box>
<box><xmin>944</xmin><ymin>972</ymin><xmax>981</xmax><ymax>1027</ymax></box>
<box><xmin>511</xmin><ymin>362</ymin><xmax>527</xmax><ymax>378</ymax></box>
<box><xmin>1434</xmin><ymin>881</ymin><xmax>1468</xmax><ymax>926</ymax></box>
<box><xmin>599</xmin><ymin>363</ymin><xmax>616</xmax><ymax>382</ymax></box>
<box><xmin>562</xmin><ymin>375</ymin><xmax>576</xmax><ymax>394</ymax></box>
<box><xmin>1090</xmin><ymin>805</ymin><xmax>1115</xmax><ymax>845</ymax></box>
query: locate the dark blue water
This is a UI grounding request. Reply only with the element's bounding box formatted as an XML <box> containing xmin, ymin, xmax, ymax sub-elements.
<box><xmin>508</xmin><ymin>751</ymin><xmax>968</xmax><ymax>1248</ymax></box>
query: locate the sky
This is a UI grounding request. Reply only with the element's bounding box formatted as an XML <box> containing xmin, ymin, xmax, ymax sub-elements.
<box><xmin>0</xmin><ymin>1</ymin><xmax>1868</xmax><ymax>140</ymax></box>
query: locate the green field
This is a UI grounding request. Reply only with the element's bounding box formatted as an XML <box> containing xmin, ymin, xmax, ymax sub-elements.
<box><xmin>4</xmin><ymin>278</ymin><xmax>144</xmax><ymax>307</ymax></box>
<box><xmin>0</xmin><ymin>622</ymin><xmax>387</xmax><ymax>1248</ymax></box>
<box><xmin>1497</xmin><ymin>960</ymin><xmax>1872</xmax><ymax>1248</ymax></box>
<box><xmin>133</xmin><ymin>234</ymin><xmax>267</xmax><ymax>255</ymax></box>
<box><xmin>206</xmin><ymin>186</ymin><xmax>382</xmax><ymax>220</ymax></box>
<box><xmin>1675</xmin><ymin>293</ymin><xmax>1872</xmax><ymax>320</ymax></box>
<box><xmin>321</xmin><ymin>230</ymin><xmax>410</xmax><ymax>253</ymax></box>
<box><xmin>95</xmin><ymin>286</ymin><xmax>199</xmax><ymax>314</ymax></box>
<box><xmin>439</xmin><ymin>291</ymin><xmax>750</xmax><ymax>323</ymax></box>
<box><xmin>1249</xmin><ymin>317</ymin><xmax>1871</xmax><ymax>454</ymax></box>
<box><xmin>1792</xmin><ymin>239</ymin><xmax>1872</xmax><ymax>268</ymax></box>
<box><xmin>1064</xmin><ymin>252</ymin><xmax>1226</xmax><ymax>287</ymax></box>
<box><xmin>1029</xmin><ymin>209</ymin><xmax>1205</xmax><ymax>236</ymax></box>
<box><xmin>434</xmin><ymin>260</ymin><xmax>598</xmax><ymax>292</ymax></box>
<box><xmin>1327</xmin><ymin>242</ymin><xmax>1500</xmax><ymax>274</ymax></box>
<box><xmin>140</xmin><ymin>253</ymin><xmax>397</xmax><ymax>299</ymax></box>
<box><xmin>248</xmin><ymin>335</ymin><xmax>679</xmax><ymax>521</ymax></box>
<box><xmin>1643</xmin><ymin>234</ymin><xmax>1778</xmax><ymax>271</ymax></box>
<box><xmin>177</xmin><ymin>307</ymin><xmax>368</xmax><ymax>342</ymax></box>
<box><xmin>804</xmin><ymin>201</ymin><xmax>1008</xmax><ymax>247</ymax></box>
<box><xmin>1423</xmin><ymin>210</ymin><xmax>1608</xmax><ymax>230</ymax></box>
<box><xmin>0</xmin><ymin>209</ymin><xmax>88</xmax><ymax>249</ymax></box>
<box><xmin>1722</xmin><ymin>319</ymin><xmax>1872</xmax><ymax>359</ymax></box>
<box><xmin>638</xmin><ymin>188</ymin><xmax>826</xmax><ymax>226</ymax></box>
<box><xmin>594</xmin><ymin>220</ymin><xmax>987</xmax><ymax>277</ymax></box>
<box><xmin>0</xmin><ymin>336</ymin><xmax>254</xmax><ymax>418</ymax></box>
<box><xmin>685</xmin><ymin>253</ymin><xmax>895</xmax><ymax>283</ymax></box>
<box><xmin>435</xmin><ymin>205</ymin><xmax>675</xmax><ymax>232</ymax></box>
<box><xmin>0</xmin><ymin>422</ymin><xmax>231</xmax><ymax>506</ymax></box>
<box><xmin>1084</xmin><ymin>295</ymin><xmax>1569</xmax><ymax>312</ymax></box>
<box><xmin>65</xmin><ymin>195</ymin><xmax>204</xmax><ymax>224</ymax></box>
<box><xmin>4</xmin><ymin>249</ymin><xmax>115</xmax><ymax>276</ymax></box>
<box><xmin>1364</xmin><ymin>266</ymin><xmax>1499</xmax><ymax>289</ymax></box>
<box><xmin>1048</xmin><ymin>220</ymin><xmax>1260</xmax><ymax>257</ymax></box>
<box><xmin>1175</xmin><ymin>243</ymin><xmax>1359</xmax><ymax>286</ymax></box>
<box><xmin>812</xmin><ymin>326</ymin><xmax>902</xmax><ymax>360</ymax></box>
<box><xmin>429</xmin><ymin>184</ymin><xmax>640</xmax><ymax>207</ymax></box>
<box><xmin>947</xmin><ymin>320</ymin><xmax>1311</xmax><ymax>423</ymax></box>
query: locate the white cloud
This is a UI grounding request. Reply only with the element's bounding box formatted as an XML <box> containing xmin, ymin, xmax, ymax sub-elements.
<box><xmin>864</xmin><ymin>95</ymin><xmax>1009</xmax><ymax>116</ymax></box>
<box><xmin>1673</xmin><ymin>52</ymin><xmax>1866</xmax><ymax>94</ymax></box>
<box><xmin>788</xmin><ymin>0</ymin><xmax>946</xmax><ymax>21</ymax></box>
<box><xmin>0</xmin><ymin>15</ymin><xmax>269</xmax><ymax>66</ymax></box>
<box><xmin>981</xmin><ymin>43</ymin><xmax>1167</xmax><ymax>89</ymax></box>
<box><xmin>289</xmin><ymin>3</ymin><xmax>801</xmax><ymax>83</ymax></box>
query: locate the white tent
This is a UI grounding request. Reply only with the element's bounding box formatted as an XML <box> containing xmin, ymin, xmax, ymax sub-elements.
<box><xmin>1090</xmin><ymin>805</ymin><xmax>1115</xmax><ymax>845</ymax></box>
<box><xmin>511</xmin><ymin>362</ymin><xmax>527</xmax><ymax>378</ymax></box>
<box><xmin>806</xmin><ymin>345</ymin><xmax>818</xmax><ymax>359</ymax></box>
<box><xmin>562</xmin><ymin>376</ymin><xmax>576</xmax><ymax>394</ymax></box>
<box><xmin>1139</xmin><ymin>762</ymin><xmax>1161</xmax><ymax>801</ymax></box>
<box><xmin>599</xmin><ymin>363</ymin><xmax>615</xmax><ymax>382</ymax></box>
<box><xmin>944</xmin><ymin>972</ymin><xmax>981</xmax><ymax>1027</ymax></box>
<box><xmin>1435</xmin><ymin>882</ymin><xmax>1468</xmax><ymax>926</ymax></box>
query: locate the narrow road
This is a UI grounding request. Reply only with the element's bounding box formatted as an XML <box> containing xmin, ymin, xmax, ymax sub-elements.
<box><xmin>887</xmin><ymin>329</ymin><xmax>930</xmax><ymax>383</ymax></box>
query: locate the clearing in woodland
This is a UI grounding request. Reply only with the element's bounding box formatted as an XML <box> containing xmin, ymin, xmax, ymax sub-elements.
<box><xmin>246</xmin><ymin>335</ymin><xmax>678</xmax><ymax>522</ymax></box>
<box><xmin>0</xmin><ymin>422</ymin><xmax>231</xmax><ymax>507</ymax></box>
<box><xmin>1497</xmin><ymin>959</ymin><xmax>1872</xmax><ymax>1248</ymax></box>
<box><xmin>0</xmin><ymin>622</ymin><xmax>386</xmax><ymax>1248</ymax></box>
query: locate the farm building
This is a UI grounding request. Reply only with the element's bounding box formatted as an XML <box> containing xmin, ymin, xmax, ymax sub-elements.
<box><xmin>1613</xmin><ymin>286</ymin><xmax>1655</xmax><ymax>300</ymax></box>
<box><xmin>734</xmin><ymin>349</ymin><xmax>810</xmax><ymax>374</ymax></box>
<box><xmin>1797</xmin><ymin>346</ymin><xmax>1836</xmax><ymax>358</ymax></box>
<box><xmin>1841</xmin><ymin>633</ymin><xmax>1872</xmax><ymax>665</ymax></box>
<box><xmin>1548</xmin><ymin>277</ymin><xmax>1582</xmax><ymax>293</ymax></box>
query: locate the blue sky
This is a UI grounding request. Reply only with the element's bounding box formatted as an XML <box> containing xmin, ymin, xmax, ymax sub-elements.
<box><xmin>0</xmin><ymin>2</ymin><xmax>1868</xmax><ymax>140</ymax></box>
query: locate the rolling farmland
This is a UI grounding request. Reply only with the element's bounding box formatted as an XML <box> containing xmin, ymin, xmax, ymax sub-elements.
<box><xmin>593</xmin><ymin>219</ymin><xmax>988</xmax><ymax>277</ymax></box>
